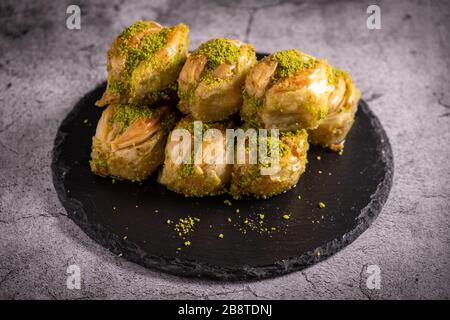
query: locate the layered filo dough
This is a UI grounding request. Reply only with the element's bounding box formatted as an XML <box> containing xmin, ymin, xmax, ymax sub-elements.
<box><xmin>308</xmin><ymin>67</ymin><xmax>361</xmax><ymax>151</ymax></box>
<box><xmin>230</xmin><ymin>129</ymin><xmax>309</xmax><ymax>199</ymax></box>
<box><xmin>96</xmin><ymin>21</ymin><xmax>189</xmax><ymax>107</ymax></box>
<box><xmin>241</xmin><ymin>49</ymin><xmax>330</xmax><ymax>131</ymax></box>
<box><xmin>90</xmin><ymin>104</ymin><xmax>176</xmax><ymax>181</ymax></box>
<box><xmin>158</xmin><ymin>116</ymin><xmax>232</xmax><ymax>197</ymax></box>
<box><xmin>178</xmin><ymin>38</ymin><xmax>256</xmax><ymax>121</ymax></box>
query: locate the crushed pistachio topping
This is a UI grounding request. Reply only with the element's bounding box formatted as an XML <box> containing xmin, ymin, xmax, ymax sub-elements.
<box><xmin>167</xmin><ymin>215</ymin><xmax>201</xmax><ymax>251</ymax></box>
<box><xmin>232</xmin><ymin>166</ymin><xmax>260</xmax><ymax>193</ymax></box>
<box><xmin>327</xmin><ymin>66</ymin><xmax>349</xmax><ymax>86</ymax></box>
<box><xmin>124</xmin><ymin>28</ymin><xmax>171</xmax><ymax>73</ymax></box>
<box><xmin>230</xmin><ymin>129</ymin><xmax>308</xmax><ymax>200</ymax></box>
<box><xmin>106</xmin><ymin>21</ymin><xmax>188</xmax><ymax>105</ymax></box>
<box><xmin>111</xmin><ymin>104</ymin><xmax>157</xmax><ymax>132</ymax></box>
<box><xmin>242</xmin><ymin>90</ymin><xmax>263</xmax><ymax>124</ymax></box>
<box><xmin>270</xmin><ymin>49</ymin><xmax>318</xmax><ymax>83</ymax></box>
<box><xmin>193</xmin><ymin>38</ymin><xmax>240</xmax><ymax>70</ymax></box>
<box><xmin>257</xmin><ymin>134</ymin><xmax>289</xmax><ymax>158</ymax></box>
<box><xmin>228</xmin><ymin>211</ymin><xmax>291</xmax><ymax>236</ymax></box>
<box><xmin>109</xmin><ymin>80</ymin><xmax>128</xmax><ymax>96</ymax></box>
<box><xmin>174</xmin><ymin>216</ymin><xmax>199</xmax><ymax>238</ymax></box>
<box><xmin>91</xmin><ymin>157</ymin><xmax>107</xmax><ymax>168</ymax></box>
<box><xmin>119</xmin><ymin>20</ymin><xmax>149</xmax><ymax>39</ymax></box>
<box><xmin>177</xmin><ymin>163</ymin><xmax>195</xmax><ymax>178</ymax></box>
<box><xmin>318</xmin><ymin>108</ymin><xmax>327</xmax><ymax>120</ymax></box>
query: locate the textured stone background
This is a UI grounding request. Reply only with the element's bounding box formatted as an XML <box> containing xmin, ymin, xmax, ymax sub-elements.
<box><xmin>0</xmin><ymin>0</ymin><xmax>449</xmax><ymax>299</ymax></box>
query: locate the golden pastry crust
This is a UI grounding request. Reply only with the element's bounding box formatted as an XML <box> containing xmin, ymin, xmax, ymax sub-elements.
<box><xmin>158</xmin><ymin>116</ymin><xmax>232</xmax><ymax>197</ymax></box>
<box><xmin>241</xmin><ymin>49</ymin><xmax>330</xmax><ymax>131</ymax></box>
<box><xmin>96</xmin><ymin>21</ymin><xmax>189</xmax><ymax>107</ymax></box>
<box><xmin>177</xmin><ymin>38</ymin><xmax>257</xmax><ymax>121</ymax></box>
<box><xmin>308</xmin><ymin>67</ymin><xmax>361</xmax><ymax>151</ymax></box>
<box><xmin>90</xmin><ymin>104</ymin><xmax>177</xmax><ymax>181</ymax></box>
<box><xmin>230</xmin><ymin>129</ymin><xmax>309</xmax><ymax>199</ymax></box>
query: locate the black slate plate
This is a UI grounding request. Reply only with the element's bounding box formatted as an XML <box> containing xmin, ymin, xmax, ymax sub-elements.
<box><xmin>52</xmin><ymin>75</ymin><xmax>393</xmax><ymax>281</ymax></box>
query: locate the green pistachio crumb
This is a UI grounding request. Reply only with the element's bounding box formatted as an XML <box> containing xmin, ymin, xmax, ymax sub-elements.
<box><xmin>327</xmin><ymin>66</ymin><xmax>349</xmax><ymax>86</ymax></box>
<box><xmin>270</xmin><ymin>49</ymin><xmax>318</xmax><ymax>83</ymax></box>
<box><xmin>193</xmin><ymin>38</ymin><xmax>240</xmax><ymax>70</ymax></box>
<box><xmin>177</xmin><ymin>163</ymin><xmax>195</xmax><ymax>178</ymax></box>
<box><xmin>92</xmin><ymin>158</ymin><xmax>107</xmax><ymax>168</ymax></box>
<box><xmin>119</xmin><ymin>20</ymin><xmax>149</xmax><ymax>39</ymax></box>
<box><xmin>124</xmin><ymin>28</ymin><xmax>171</xmax><ymax>73</ymax></box>
<box><xmin>174</xmin><ymin>216</ymin><xmax>198</xmax><ymax>238</ymax></box>
<box><xmin>111</xmin><ymin>104</ymin><xmax>157</xmax><ymax>132</ymax></box>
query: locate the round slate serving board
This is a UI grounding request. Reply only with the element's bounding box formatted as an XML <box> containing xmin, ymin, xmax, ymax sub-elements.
<box><xmin>52</xmin><ymin>74</ymin><xmax>393</xmax><ymax>281</ymax></box>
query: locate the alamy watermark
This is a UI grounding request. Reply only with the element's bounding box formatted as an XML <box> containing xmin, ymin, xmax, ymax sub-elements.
<box><xmin>365</xmin><ymin>264</ymin><xmax>381</xmax><ymax>290</ymax></box>
<box><xmin>367</xmin><ymin>5</ymin><xmax>381</xmax><ymax>30</ymax></box>
<box><xmin>66</xmin><ymin>264</ymin><xmax>81</xmax><ymax>290</ymax></box>
<box><xmin>66</xmin><ymin>5</ymin><xmax>81</xmax><ymax>30</ymax></box>
<box><xmin>168</xmin><ymin>121</ymin><xmax>281</xmax><ymax>175</ymax></box>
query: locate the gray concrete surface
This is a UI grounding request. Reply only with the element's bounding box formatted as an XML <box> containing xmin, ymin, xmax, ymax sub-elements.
<box><xmin>0</xmin><ymin>0</ymin><xmax>449</xmax><ymax>299</ymax></box>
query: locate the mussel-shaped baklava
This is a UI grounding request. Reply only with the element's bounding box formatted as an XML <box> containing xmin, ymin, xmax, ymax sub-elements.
<box><xmin>96</xmin><ymin>21</ymin><xmax>189</xmax><ymax>107</ymax></box>
<box><xmin>230</xmin><ymin>129</ymin><xmax>309</xmax><ymax>199</ymax></box>
<box><xmin>177</xmin><ymin>38</ymin><xmax>257</xmax><ymax>121</ymax></box>
<box><xmin>90</xmin><ymin>104</ymin><xmax>176</xmax><ymax>181</ymax></box>
<box><xmin>308</xmin><ymin>67</ymin><xmax>361</xmax><ymax>151</ymax></box>
<box><xmin>241</xmin><ymin>49</ymin><xmax>330</xmax><ymax>130</ymax></box>
<box><xmin>158</xmin><ymin>116</ymin><xmax>232</xmax><ymax>196</ymax></box>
